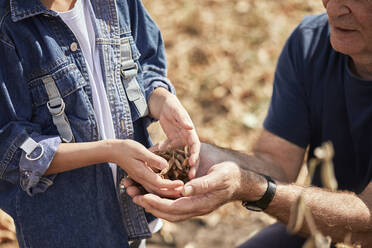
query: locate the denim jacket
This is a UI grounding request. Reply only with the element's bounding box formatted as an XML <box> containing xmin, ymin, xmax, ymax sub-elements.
<box><xmin>0</xmin><ymin>0</ymin><xmax>175</xmax><ymax>247</ymax></box>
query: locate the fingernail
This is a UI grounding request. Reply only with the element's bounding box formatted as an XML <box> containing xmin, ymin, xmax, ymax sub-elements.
<box><xmin>160</xmin><ymin>159</ymin><xmax>168</xmax><ymax>169</ymax></box>
<box><xmin>189</xmin><ymin>168</ymin><xmax>196</xmax><ymax>179</ymax></box>
<box><xmin>184</xmin><ymin>185</ymin><xmax>193</xmax><ymax>196</ymax></box>
<box><xmin>175</xmin><ymin>186</ymin><xmax>183</xmax><ymax>192</ymax></box>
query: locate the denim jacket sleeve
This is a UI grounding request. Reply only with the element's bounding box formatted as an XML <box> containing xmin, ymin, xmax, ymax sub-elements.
<box><xmin>0</xmin><ymin>35</ymin><xmax>61</xmax><ymax>196</ymax></box>
<box><xmin>129</xmin><ymin>0</ymin><xmax>176</xmax><ymax>101</ymax></box>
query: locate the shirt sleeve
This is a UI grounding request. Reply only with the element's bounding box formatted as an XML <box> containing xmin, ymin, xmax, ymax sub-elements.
<box><xmin>0</xmin><ymin>36</ymin><xmax>61</xmax><ymax>196</ymax></box>
<box><xmin>263</xmin><ymin>26</ymin><xmax>311</xmax><ymax>148</ymax></box>
<box><xmin>129</xmin><ymin>0</ymin><xmax>176</xmax><ymax>102</ymax></box>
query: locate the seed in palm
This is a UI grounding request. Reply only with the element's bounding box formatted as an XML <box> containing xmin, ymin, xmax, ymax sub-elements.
<box><xmin>154</xmin><ymin>146</ymin><xmax>191</xmax><ymax>183</ymax></box>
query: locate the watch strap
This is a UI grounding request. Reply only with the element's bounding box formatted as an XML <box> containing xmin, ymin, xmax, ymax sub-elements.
<box><xmin>242</xmin><ymin>175</ymin><xmax>276</xmax><ymax>212</ymax></box>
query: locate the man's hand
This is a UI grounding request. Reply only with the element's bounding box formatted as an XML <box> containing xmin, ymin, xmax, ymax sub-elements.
<box><xmin>124</xmin><ymin>161</ymin><xmax>245</xmax><ymax>222</ymax></box>
<box><xmin>110</xmin><ymin>139</ymin><xmax>184</xmax><ymax>198</ymax></box>
<box><xmin>148</xmin><ymin>87</ymin><xmax>200</xmax><ymax>178</ymax></box>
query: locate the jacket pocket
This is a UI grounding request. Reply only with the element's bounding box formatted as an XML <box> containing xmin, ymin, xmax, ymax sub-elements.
<box><xmin>27</xmin><ymin>64</ymin><xmax>97</xmax><ymax>141</ymax></box>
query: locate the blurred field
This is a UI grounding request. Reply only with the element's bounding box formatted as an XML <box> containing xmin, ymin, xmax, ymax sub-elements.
<box><xmin>145</xmin><ymin>0</ymin><xmax>324</xmax><ymax>247</ymax></box>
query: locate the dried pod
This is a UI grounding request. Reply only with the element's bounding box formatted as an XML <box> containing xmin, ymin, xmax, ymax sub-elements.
<box><xmin>182</xmin><ymin>158</ymin><xmax>189</xmax><ymax>167</ymax></box>
<box><xmin>176</xmin><ymin>154</ymin><xmax>185</xmax><ymax>161</ymax></box>
<box><xmin>174</xmin><ymin>159</ymin><xmax>183</xmax><ymax>170</ymax></box>
<box><xmin>154</xmin><ymin>146</ymin><xmax>191</xmax><ymax>183</ymax></box>
<box><xmin>176</xmin><ymin>149</ymin><xmax>186</xmax><ymax>155</ymax></box>
<box><xmin>184</xmin><ymin>146</ymin><xmax>189</xmax><ymax>155</ymax></box>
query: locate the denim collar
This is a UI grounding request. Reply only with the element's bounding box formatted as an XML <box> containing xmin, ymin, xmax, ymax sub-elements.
<box><xmin>10</xmin><ymin>0</ymin><xmax>58</xmax><ymax>22</ymax></box>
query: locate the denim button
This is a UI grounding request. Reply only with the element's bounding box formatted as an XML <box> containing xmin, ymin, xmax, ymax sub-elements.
<box><xmin>70</xmin><ymin>42</ymin><xmax>78</xmax><ymax>52</ymax></box>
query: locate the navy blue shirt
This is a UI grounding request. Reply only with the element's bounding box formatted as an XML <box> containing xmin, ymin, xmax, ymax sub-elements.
<box><xmin>264</xmin><ymin>14</ymin><xmax>372</xmax><ymax>194</ymax></box>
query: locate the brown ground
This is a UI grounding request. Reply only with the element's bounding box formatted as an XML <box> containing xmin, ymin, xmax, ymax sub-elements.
<box><xmin>0</xmin><ymin>0</ymin><xmax>324</xmax><ymax>247</ymax></box>
<box><xmin>145</xmin><ymin>0</ymin><xmax>323</xmax><ymax>247</ymax></box>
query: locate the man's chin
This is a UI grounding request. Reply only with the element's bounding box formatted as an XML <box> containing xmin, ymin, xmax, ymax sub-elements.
<box><xmin>330</xmin><ymin>36</ymin><xmax>362</xmax><ymax>56</ymax></box>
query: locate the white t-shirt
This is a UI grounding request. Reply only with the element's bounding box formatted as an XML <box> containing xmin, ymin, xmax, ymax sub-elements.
<box><xmin>59</xmin><ymin>0</ymin><xmax>117</xmax><ymax>185</ymax></box>
<box><xmin>58</xmin><ymin>0</ymin><xmax>163</xmax><ymax>233</ymax></box>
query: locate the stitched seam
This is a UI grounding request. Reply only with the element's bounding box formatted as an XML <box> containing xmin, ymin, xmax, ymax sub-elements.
<box><xmin>0</xmin><ymin>10</ymin><xmax>10</xmax><ymax>26</ymax></box>
<box><xmin>142</xmin><ymin>65</ymin><xmax>167</xmax><ymax>75</ymax></box>
<box><xmin>0</xmin><ymin>133</ymin><xmax>26</xmax><ymax>180</ymax></box>
<box><xmin>28</xmin><ymin>64</ymin><xmax>75</xmax><ymax>86</ymax></box>
<box><xmin>0</xmin><ymin>38</ymin><xmax>14</xmax><ymax>48</ymax></box>
<box><xmin>28</xmin><ymin>64</ymin><xmax>87</xmax><ymax>107</ymax></box>
<box><xmin>0</xmin><ymin>11</ymin><xmax>15</xmax><ymax>48</ymax></box>
<box><xmin>0</xmin><ymin>10</ymin><xmax>10</xmax><ymax>27</ymax></box>
<box><xmin>27</xmin><ymin>57</ymin><xmax>69</xmax><ymax>82</ymax></box>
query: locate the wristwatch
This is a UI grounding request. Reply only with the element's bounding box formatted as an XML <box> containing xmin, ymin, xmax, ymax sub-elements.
<box><xmin>242</xmin><ymin>175</ymin><xmax>276</xmax><ymax>212</ymax></box>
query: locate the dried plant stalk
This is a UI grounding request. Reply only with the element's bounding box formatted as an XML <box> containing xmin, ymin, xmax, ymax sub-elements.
<box><xmin>313</xmin><ymin>232</ymin><xmax>332</xmax><ymax>248</ymax></box>
<box><xmin>320</xmin><ymin>161</ymin><xmax>338</xmax><ymax>191</ymax></box>
<box><xmin>304</xmin><ymin>158</ymin><xmax>320</xmax><ymax>187</ymax></box>
<box><xmin>303</xmin><ymin>237</ymin><xmax>316</xmax><ymax>248</ymax></box>
<box><xmin>288</xmin><ymin>194</ymin><xmax>307</xmax><ymax>234</ymax></box>
<box><xmin>335</xmin><ymin>233</ymin><xmax>362</xmax><ymax>248</ymax></box>
<box><xmin>287</xmin><ymin>141</ymin><xmax>342</xmax><ymax>248</ymax></box>
<box><xmin>314</xmin><ymin>142</ymin><xmax>338</xmax><ymax>191</ymax></box>
<box><xmin>335</xmin><ymin>244</ymin><xmax>360</xmax><ymax>248</ymax></box>
<box><xmin>154</xmin><ymin>146</ymin><xmax>191</xmax><ymax>183</ymax></box>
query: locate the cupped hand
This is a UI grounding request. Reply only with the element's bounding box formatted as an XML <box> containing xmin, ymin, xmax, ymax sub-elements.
<box><xmin>0</xmin><ymin>210</ymin><xmax>16</xmax><ymax>243</ymax></box>
<box><xmin>149</xmin><ymin>88</ymin><xmax>200</xmax><ymax>179</ymax></box>
<box><xmin>111</xmin><ymin>139</ymin><xmax>184</xmax><ymax>198</ymax></box>
<box><xmin>124</xmin><ymin>161</ymin><xmax>243</xmax><ymax>222</ymax></box>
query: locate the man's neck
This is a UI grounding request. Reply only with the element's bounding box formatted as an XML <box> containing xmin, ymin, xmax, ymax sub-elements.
<box><xmin>349</xmin><ymin>57</ymin><xmax>372</xmax><ymax>81</ymax></box>
<box><xmin>40</xmin><ymin>0</ymin><xmax>77</xmax><ymax>12</ymax></box>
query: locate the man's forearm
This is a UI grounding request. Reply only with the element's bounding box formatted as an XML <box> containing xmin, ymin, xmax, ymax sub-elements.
<box><xmin>202</xmin><ymin>144</ymin><xmax>372</xmax><ymax>245</ymax></box>
<box><xmin>267</xmin><ymin>182</ymin><xmax>372</xmax><ymax>245</ymax></box>
<box><xmin>200</xmin><ymin>143</ymin><xmax>289</xmax><ymax>182</ymax></box>
<box><xmin>237</xmin><ymin>168</ymin><xmax>372</xmax><ymax>245</ymax></box>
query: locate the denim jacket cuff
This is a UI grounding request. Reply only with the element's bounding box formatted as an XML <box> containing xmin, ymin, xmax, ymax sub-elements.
<box><xmin>19</xmin><ymin>134</ymin><xmax>61</xmax><ymax>196</ymax></box>
<box><xmin>144</xmin><ymin>78</ymin><xmax>176</xmax><ymax>102</ymax></box>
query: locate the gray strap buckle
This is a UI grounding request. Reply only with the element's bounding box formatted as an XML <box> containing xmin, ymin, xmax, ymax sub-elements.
<box><xmin>20</xmin><ymin>137</ymin><xmax>44</xmax><ymax>161</ymax></box>
<box><xmin>120</xmin><ymin>60</ymin><xmax>138</xmax><ymax>80</ymax></box>
<box><xmin>120</xmin><ymin>39</ymin><xmax>148</xmax><ymax>117</ymax></box>
<box><xmin>42</xmin><ymin>76</ymin><xmax>75</xmax><ymax>143</ymax></box>
<box><xmin>47</xmin><ymin>98</ymin><xmax>66</xmax><ymax>116</ymax></box>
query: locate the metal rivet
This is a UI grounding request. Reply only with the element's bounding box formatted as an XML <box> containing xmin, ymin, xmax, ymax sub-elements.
<box><xmin>70</xmin><ymin>42</ymin><xmax>78</xmax><ymax>52</ymax></box>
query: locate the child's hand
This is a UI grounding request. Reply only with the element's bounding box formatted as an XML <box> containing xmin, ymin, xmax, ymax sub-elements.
<box><xmin>110</xmin><ymin>139</ymin><xmax>184</xmax><ymax>198</ymax></box>
<box><xmin>148</xmin><ymin>88</ymin><xmax>200</xmax><ymax>179</ymax></box>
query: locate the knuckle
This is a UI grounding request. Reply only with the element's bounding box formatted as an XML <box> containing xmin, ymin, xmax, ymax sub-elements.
<box><xmin>200</xmin><ymin>180</ymin><xmax>210</xmax><ymax>191</ymax></box>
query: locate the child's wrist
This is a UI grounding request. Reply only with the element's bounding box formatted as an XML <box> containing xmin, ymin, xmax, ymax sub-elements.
<box><xmin>103</xmin><ymin>139</ymin><xmax>121</xmax><ymax>164</ymax></box>
<box><xmin>148</xmin><ymin>87</ymin><xmax>172</xmax><ymax>118</ymax></box>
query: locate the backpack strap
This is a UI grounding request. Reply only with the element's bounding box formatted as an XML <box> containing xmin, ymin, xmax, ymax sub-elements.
<box><xmin>42</xmin><ymin>76</ymin><xmax>75</xmax><ymax>143</ymax></box>
<box><xmin>120</xmin><ymin>38</ymin><xmax>148</xmax><ymax>117</ymax></box>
